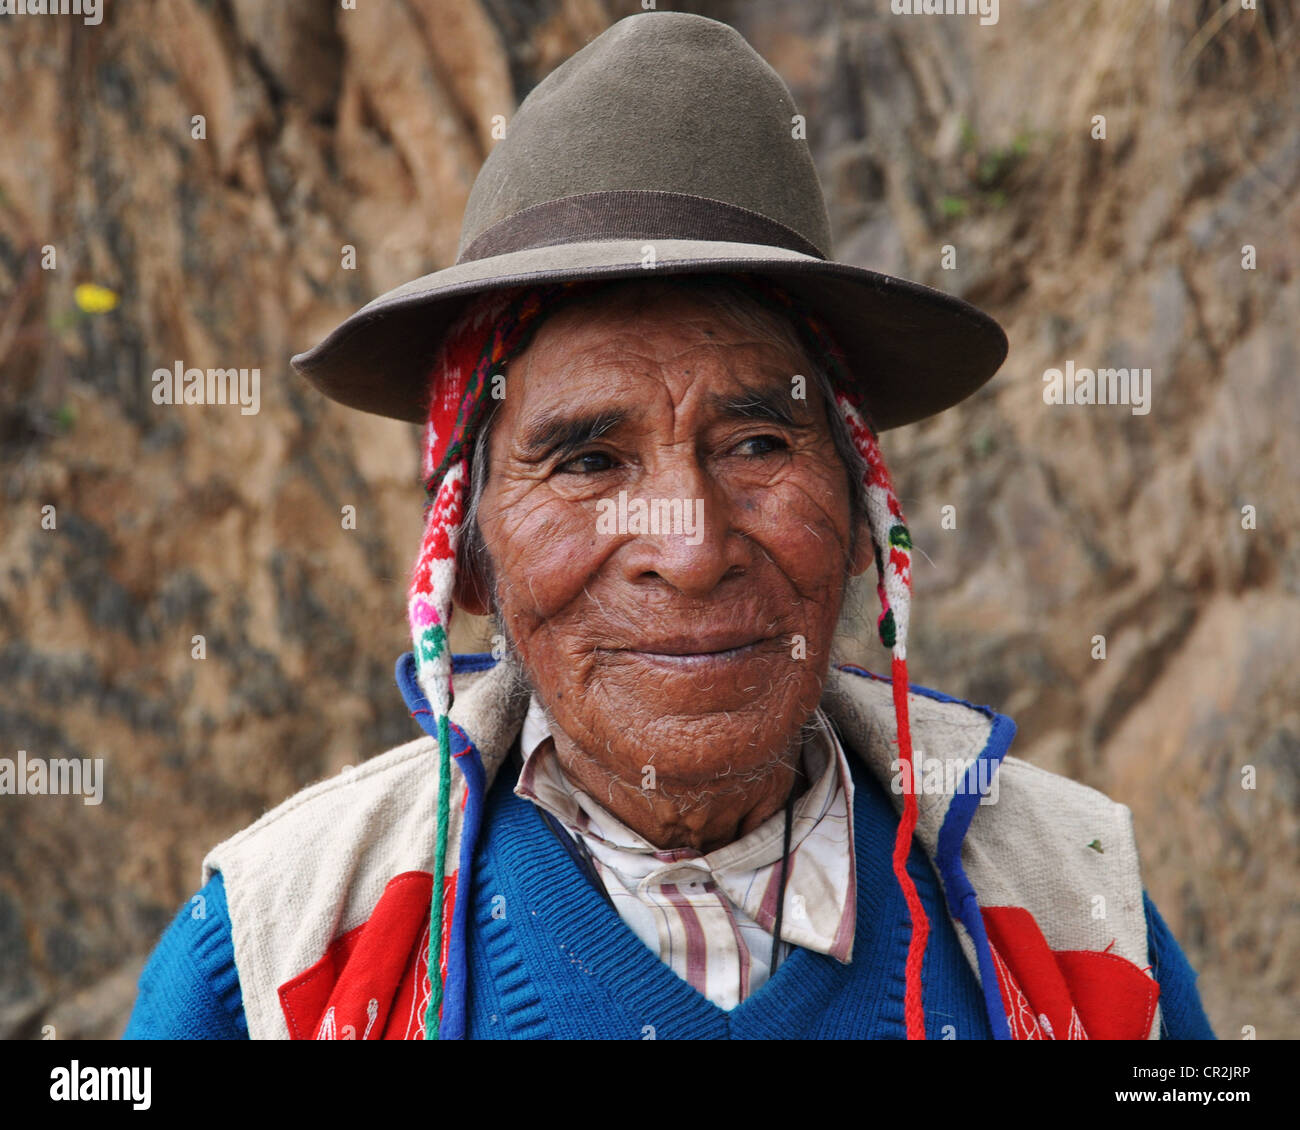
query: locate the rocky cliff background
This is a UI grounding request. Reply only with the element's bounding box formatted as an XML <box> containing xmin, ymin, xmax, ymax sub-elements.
<box><xmin>0</xmin><ymin>0</ymin><xmax>1295</xmax><ymax>1039</ymax></box>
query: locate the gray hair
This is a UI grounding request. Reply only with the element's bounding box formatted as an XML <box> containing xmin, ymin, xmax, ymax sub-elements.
<box><xmin>456</xmin><ymin>276</ymin><xmax>873</xmax><ymax>630</ymax></box>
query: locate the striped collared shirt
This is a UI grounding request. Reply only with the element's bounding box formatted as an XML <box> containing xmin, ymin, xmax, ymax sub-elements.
<box><xmin>515</xmin><ymin>697</ymin><xmax>857</xmax><ymax>1010</ymax></box>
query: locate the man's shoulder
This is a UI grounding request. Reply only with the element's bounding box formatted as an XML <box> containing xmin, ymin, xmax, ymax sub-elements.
<box><xmin>827</xmin><ymin>662</ymin><xmax>1144</xmax><ymax>914</ymax></box>
<box><xmin>829</xmin><ymin>662</ymin><xmax>1129</xmax><ymax>816</ymax></box>
<box><xmin>199</xmin><ymin>653</ymin><xmax>523</xmax><ymax>1038</ymax></box>
<box><xmin>202</xmin><ymin>732</ymin><xmax>438</xmax><ymax>874</ymax></box>
<box><xmin>202</xmin><ymin>653</ymin><xmax>516</xmax><ymax>875</ymax></box>
<box><xmin>200</xmin><ymin>729</ymin><xmax>454</xmax><ymax>1040</ymax></box>
<box><xmin>830</xmin><ymin>663</ymin><xmax>1153</xmax><ymax>1003</ymax></box>
<box><xmin>994</xmin><ymin>751</ymin><xmax>1132</xmax><ymax>818</ymax></box>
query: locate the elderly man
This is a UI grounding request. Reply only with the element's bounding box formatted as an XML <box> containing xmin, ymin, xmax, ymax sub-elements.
<box><xmin>125</xmin><ymin>12</ymin><xmax>1213</xmax><ymax>1040</ymax></box>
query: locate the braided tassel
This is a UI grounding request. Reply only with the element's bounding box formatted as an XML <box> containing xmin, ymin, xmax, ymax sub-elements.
<box><xmin>836</xmin><ymin>391</ymin><xmax>929</xmax><ymax>1041</ymax></box>
<box><xmin>408</xmin><ymin>282</ymin><xmax>580</xmax><ymax>1040</ymax></box>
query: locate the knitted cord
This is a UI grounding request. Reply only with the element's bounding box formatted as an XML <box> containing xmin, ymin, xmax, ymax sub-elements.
<box><xmin>835</xmin><ymin>389</ymin><xmax>928</xmax><ymax>1040</ymax></box>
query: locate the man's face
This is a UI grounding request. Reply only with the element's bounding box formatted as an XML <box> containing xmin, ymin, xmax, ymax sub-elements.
<box><xmin>473</xmin><ymin>284</ymin><xmax>867</xmax><ymax>791</ymax></box>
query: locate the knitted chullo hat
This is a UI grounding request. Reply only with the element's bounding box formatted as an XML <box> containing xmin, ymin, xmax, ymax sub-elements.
<box><xmin>410</xmin><ymin>277</ymin><xmax>927</xmax><ymax>1040</ymax></box>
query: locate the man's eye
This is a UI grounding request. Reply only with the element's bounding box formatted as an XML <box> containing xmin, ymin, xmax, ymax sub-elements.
<box><xmin>735</xmin><ymin>434</ymin><xmax>789</xmax><ymax>457</ymax></box>
<box><xmin>556</xmin><ymin>451</ymin><xmax>616</xmax><ymax>475</ymax></box>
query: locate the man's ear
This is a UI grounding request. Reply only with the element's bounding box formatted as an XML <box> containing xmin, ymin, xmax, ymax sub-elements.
<box><xmin>453</xmin><ymin>556</ymin><xmax>492</xmax><ymax>617</ymax></box>
<box><xmin>848</xmin><ymin>523</ymin><xmax>876</xmax><ymax>579</ymax></box>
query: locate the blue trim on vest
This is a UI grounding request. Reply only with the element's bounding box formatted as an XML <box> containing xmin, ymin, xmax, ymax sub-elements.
<box><xmin>936</xmin><ymin>712</ymin><xmax>1017</xmax><ymax>1040</ymax></box>
<box><xmin>450</xmin><ymin>651</ymin><xmax>501</xmax><ymax>673</ymax></box>
<box><xmin>835</xmin><ymin>662</ymin><xmax>1018</xmax><ymax>1040</ymax></box>
<box><xmin>444</xmin><ymin>733</ymin><xmax>486</xmax><ymax>1040</ymax></box>
<box><xmin>394</xmin><ymin>650</ymin><xmax>491</xmax><ymax>1040</ymax></box>
<box><xmin>837</xmin><ymin>662</ymin><xmax>1001</xmax><ymax>716</ymax></box>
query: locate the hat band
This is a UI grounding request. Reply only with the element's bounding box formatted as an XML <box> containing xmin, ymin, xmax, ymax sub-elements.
<box><xmin>457</xmin><ymin>189</ymin><xmax>827</xmax><ymax>264</ymax></box>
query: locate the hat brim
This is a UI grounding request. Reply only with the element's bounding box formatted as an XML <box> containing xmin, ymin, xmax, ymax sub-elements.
<box><xmin>290</xmin><ymin>238</ymin><xmax>1008</xmax><ymax>432</ymax></box>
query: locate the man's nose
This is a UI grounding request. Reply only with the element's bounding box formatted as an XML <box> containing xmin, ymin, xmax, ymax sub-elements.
<box><xmin>613</xmin><ymin>456</ymin><xmax>748</xmax><ymax>597</ymax></box>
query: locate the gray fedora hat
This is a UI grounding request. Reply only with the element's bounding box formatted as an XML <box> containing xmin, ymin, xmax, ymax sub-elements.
<box><xmin>291</xmin><ymin>10</ymin><xmax>1007</xmax><ymax>432</ymax></box>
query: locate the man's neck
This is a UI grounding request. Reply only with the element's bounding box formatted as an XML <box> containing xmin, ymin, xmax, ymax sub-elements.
<box><xmin>545</xmin><ymin>728</ymin><xmax>807</xmax><ymax>854</ymax></box>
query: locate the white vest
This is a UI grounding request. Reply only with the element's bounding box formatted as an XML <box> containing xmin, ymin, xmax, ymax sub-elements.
<box><xmin>205</xmin><ymin>660</ymin><xmax>1159</xmax><ymax>1040</ymax></box>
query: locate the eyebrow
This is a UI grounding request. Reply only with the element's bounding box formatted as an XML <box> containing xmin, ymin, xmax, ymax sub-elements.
<box><xmin>516</xmin><ymin>408</ymin><xmax>629</xmax><ymax>462</ymax></box>
<box><xmin>705</xmin><ymin>384</ymin><xmax>813</xmax><ymax>428</ymax></box>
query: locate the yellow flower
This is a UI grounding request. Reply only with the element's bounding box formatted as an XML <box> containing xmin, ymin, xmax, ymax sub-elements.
<box><xmin>74</xmin><ymin>283</ymin><xmax>119</xmax><ymax>315</ymax></box>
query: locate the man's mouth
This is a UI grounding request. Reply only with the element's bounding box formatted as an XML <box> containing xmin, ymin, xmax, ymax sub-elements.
<box><xmin>613</xmin><ymin>632</ymin><xmax>778</xmax><ymax>667</ymax></box>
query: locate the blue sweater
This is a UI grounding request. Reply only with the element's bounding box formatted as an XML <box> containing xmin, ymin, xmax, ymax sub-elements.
<box><xmin>125</xmin><ymin>744</ymin><xmax>1215</xmax><ymax>1039</ymax></box>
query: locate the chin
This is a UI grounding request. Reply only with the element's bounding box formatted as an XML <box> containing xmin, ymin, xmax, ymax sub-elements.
<box><xmin>576</xmin><ymin>679</ymin><xmax>815</xmax><ymax>785</ymax></box>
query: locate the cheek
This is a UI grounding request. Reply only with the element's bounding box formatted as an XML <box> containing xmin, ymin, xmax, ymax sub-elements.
<box><xmin>741</xmin><ymin>472</ymin><xmax>854</xmax><ymax>599</ymax></box>
<box><xmin>483</xmin><ymin>494</ymin><xmax>607</xmax><ymax>623</ymax></box>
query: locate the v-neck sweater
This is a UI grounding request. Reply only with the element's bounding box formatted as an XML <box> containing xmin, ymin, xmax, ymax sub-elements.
<box><xmin>465</xmin><ymin>742</ymin><xmax>992</xmax><ymax>1039</ymax></box>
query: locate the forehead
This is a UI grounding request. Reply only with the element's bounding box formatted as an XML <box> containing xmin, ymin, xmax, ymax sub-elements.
<box><xmin>509</xmin><ymin>282</ymin><xmax>813</xmax><ymax>402</ymax></box>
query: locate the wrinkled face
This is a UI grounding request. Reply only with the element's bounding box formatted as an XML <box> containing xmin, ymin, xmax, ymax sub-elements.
<box><xmin>473</xmin><ymin>284</ymin><xmax>868</xmax><ymax>791</ymax></box>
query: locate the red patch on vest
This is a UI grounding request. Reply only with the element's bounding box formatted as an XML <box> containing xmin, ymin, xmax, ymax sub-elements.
<box><xmin>279</xmin><ymin>871</ymin><xmax>453</xmax><ymax>1040</ymax></box>
<box><xmin>981</xmin><ymin>906</ymin><xmax>1160</xmax><ymax>1040</ymax></box>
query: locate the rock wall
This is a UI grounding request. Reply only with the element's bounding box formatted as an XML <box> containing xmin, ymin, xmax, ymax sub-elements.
<box><xmin>0</xmin><ymin>0</ymin><xmax>1294</xmax><ymax>1038</ymax></box>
